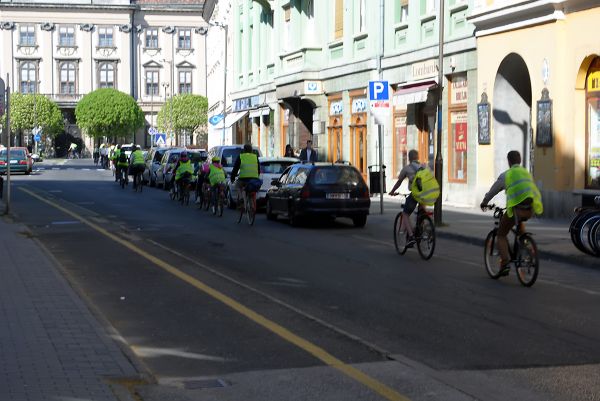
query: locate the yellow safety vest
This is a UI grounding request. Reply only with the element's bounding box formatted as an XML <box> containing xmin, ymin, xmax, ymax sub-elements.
<box><xmin>410</xmin><ymin>167</ymin><xmax>440</xmax><ymax>206</ymax></box>
<box><xmin>131</xmin><ymin>150</ymin><xmax>145</xmax><ymax>165</ymax></box>
<box><xmin>209</xmin><ymin>164</ymin><xmax>226</xmax><ymax>186</ymax></box>
<box><xmin>175</xmin><ymin>160</ymin><xmax>194</xmax><ymax>180</ymax></box>
<box><xmin>505</xmin><ymin>166</ymin><xmax>543</xmax><ymax>218</ymax></box>
<box><xmin>239</xmin><ymin>153</ymin><xmax>259</xmax><ymax>179</ymax></box>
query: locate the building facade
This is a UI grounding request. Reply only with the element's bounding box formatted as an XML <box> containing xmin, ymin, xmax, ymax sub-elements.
<box><xmin>0</xmin><ymin>0</ymin><xmax>207</xmax><ymax>153</ymax></box>
<box><xmin>470</xmin><ymin>0</ymin><xmax>600</xmax><ymax>216</ymax></box>
<box><xmin>230</xmin><ymin>0</ymin><xmax>478</xmax><ymax>206</ymax></box>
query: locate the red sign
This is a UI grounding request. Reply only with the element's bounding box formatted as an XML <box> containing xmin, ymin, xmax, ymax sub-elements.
<box><xmin>454</xmin><ymin>122</ymin><xmax>467</xmax><ymax>152</ymax></box>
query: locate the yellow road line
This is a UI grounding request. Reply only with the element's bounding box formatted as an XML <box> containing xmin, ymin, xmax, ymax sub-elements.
<box><xmin>20</xmin><ymin>187</ymin><xmax>411</xmax><ymax>401</ymax></box>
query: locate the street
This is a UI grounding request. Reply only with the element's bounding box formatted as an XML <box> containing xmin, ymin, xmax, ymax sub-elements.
<box><xmin>6</xmin><ymin>158</ymin><xmax>600</xmax><ymax>401</ymax></box>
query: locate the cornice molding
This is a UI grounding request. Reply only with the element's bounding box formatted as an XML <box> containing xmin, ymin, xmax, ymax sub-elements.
<box><xmin>41</xmin><ymin>22</ymin><xmax>55</xmax><ymax>32</ymax></box>
<box><xmin>0</xmin><ymin>21</ymin><xmax>15</xmax><ymax>30</ymax></box>
<box><xmin>80</xmin><ymin>24</ymin><xmax>94</xmax><ymax>32</ymax></box>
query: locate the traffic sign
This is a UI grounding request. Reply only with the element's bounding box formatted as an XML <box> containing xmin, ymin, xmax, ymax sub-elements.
<box><xmin>155</xmin><ymin>133</ymin><xmax>167</xmax><ymax>147</ymax></box>
<box><xmin>34</xmin><ymin>133</ymin><xmax>41</xmax><ymax>142</ymax></box>
<box><xmin>369</xmin><ymin>81</ymin><xmax>389</xmax><ymax>101</ymax></box>
<box><xmin>369</xmin><ymin>81</ymin><xmax>391</xmax><ymax>126</ymax></box>
<box><xmin>149</xmin><ymin>127</ymin><xmax>158</xmax><ymax>136</ymax></box>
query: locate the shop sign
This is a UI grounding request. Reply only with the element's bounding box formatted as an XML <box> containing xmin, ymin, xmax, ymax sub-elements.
<box><xmin>352</xmin><ymin>98</ymin><xmax>368</xmax><ymax>114</ymax></box>
<box><xmin>536</xmin><ymin>88</ymin><xmax>553</xmax><ymax>147</ymax></box>
<box><xmin>411</xmin><ymin>60</ymin><xmax>437</xmax><ymax>81</ymax></box>
<box><xmin>233</xmin><ymin>95</ymin><xmax>260</xmax><ymax>112</ymax></box>
<box><xmin>588</xmin><ymin>70</ymin><xmax>600</xmax><ymax>92</ymax></box>
<box><xmin>304</xmin><ymin>81</ymin><xmax>322</xmax><ymax>95</ymax></box>
<box><xmin>451</xmin><ymin>75</ymin><xmax>468</xmax><ymax>105</ymax></box>
<box><xmin>477</xmin><ymin>92</ymin><xmax>491</xmax><ymax>145</ymax></box>
<box><xmin>330</xmin><ymin>100</ymin><xmax>343</xmax><ymax>116</ymax></box>
<box><xmin>452</xmin><ymin>111</ymin><xmax>468</xmax><ymax>152</ymax></box>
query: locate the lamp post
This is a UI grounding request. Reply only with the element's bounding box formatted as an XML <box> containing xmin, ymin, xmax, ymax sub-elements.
<box><xmin>434</xmin><ymin>0</ymin><xmax>445</xmax><ymax>226</ymax></box>
<box><xmin>162</xmin><ymin>81</ymin><xmax>171</xmax><ymax>145</ymax></box>
<box><xmin>211</xmin><ymin>21</ymin><xmax>228</xmax><ymax>146</ymax></box>
<box><xmin>148</xmin><ymin>76</ymin><xmax>155</xmax><ymax>147</ymax></box>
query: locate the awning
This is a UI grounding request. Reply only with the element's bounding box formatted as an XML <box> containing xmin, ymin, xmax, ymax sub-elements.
<box><xmin>248</xmin><ymin>107</ymin><xmax>272</xmax><ymax>118</ymax></box>
<box><xmin>393</xmin><ymin>82</ymin><xmax>437</xmax><ymax>107</ymax></box>
<box><xmin>223</xmin><ymin>111</ymin><xmax>248</xmax><ymax>128</ymax></box>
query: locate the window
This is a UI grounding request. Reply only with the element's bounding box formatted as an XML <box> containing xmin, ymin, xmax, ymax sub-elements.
<box><xmin>448</xmin><ymin>74</ymin><xmax>468</xmax><ymax>183</ymax></box>
<box><xmin>145</xmin><ymin>28</ymin><xmax>159</xmax><ymax>48</ymax></box>
<box><xmin>145</xmin><ymin>70</ymin><xmax>159</xmax><ymax>96</ymax></box>
<box><xmin>396</xmin><ymin>0</ymin><xmax>409</xmax><ymax>24</ymax></box>
<box><xmin>60</xmin><ymin>62</ymin><xmax>76</xmax><ymax>94</ymax></box>
<box><xmin>283</xmin><ymin>5</ymin><xmax>291</xmax><ymax>51</ymax></box>
<box><xmin>19</xmin><ymin>25</ymin><xmax>35</xmax><ymax>46</ymax></box>
<box><xmin>20</xmin><ymin>62</ymin><xmax>37</xmax><ymax>94</ymax></box>
<box><xmin>99</xmin><ymin>63</ymin><xmax>114</xmax><ymax>89</ymax></box>
<box><xmin>358</xmin><ymin>0</ymin><xmax>367</xmax><ymax>33</ymax></box>
<box><xmin>98</xmin><ymin>27</ymin><xmax>113</xmax><ymax>47</ymax></box>
<box><xmin>334</xmin><ymin>0</ymin><xmax>344</xmax><ymax>39</ymax></box>
<box><xmin>59</xmin><ymin>26</ymin><xmax>75</xmax><ymax>46</ymax></box>
<box><xmin>586</xmin><ymin>58</ymin><xmax>600</xmax><ymax>189</ymax></box>
<box><xmin>178</xmin><ymin>28</ymin><xmax>192</xmax><ymax>49</ymax></box>
<box><xmin>178</xmin><ymin>70</ymin><xmax>192</xmax><ymax>94</ymax></box>
<box><xmin>420</xmin><ymin>0</ymin><xmax>435</xmax><ymax>15</ymax></box>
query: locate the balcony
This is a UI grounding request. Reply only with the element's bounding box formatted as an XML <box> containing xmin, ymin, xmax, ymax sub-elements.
<box><xmin>44</xmin><ymin>93</ymin><xmax>83</xmax><ymax>108</ymax></box>
<box><xmin>279</xmin><ymin>47</ymin><xmax>323</xmax><ymax>73</ymax></box>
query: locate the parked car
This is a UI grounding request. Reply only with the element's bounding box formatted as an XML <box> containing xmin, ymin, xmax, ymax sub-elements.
<box><xmin>143</xmin><ymin>147</ymin><xmax>171</xmax><ymax>187</ymax></box>
<box><xmin>188</xmin><ymin>149</ymin><xmax>208</xmax><ymax>175</ymax></box>
<box><xmin>155</xmin><ymin>148</ymin><xmax>184</xmax><ymax>189</ymax></box>
<box><xmin>208</xmin><ymin>145</ymin><xmax>262</xmax><ymax>208</ymax></box>
<box><xmin>0</xmin><ymin>147</ymin><xmax>33</xmax><ymax>175</ymax></box>
<box><xmin>265</xmin><ymin>163</ymin><xmax>371</xmax><ymax>227</ymax></box>
<box><xmin>227</xmin><ymin>157</ymin><xmax>299</xmax><ymax>210</ymax></box>
<box><xmin>120</xmin><ymin>143</ymin><xmax>135</xmax><ymax>158</ymax></box>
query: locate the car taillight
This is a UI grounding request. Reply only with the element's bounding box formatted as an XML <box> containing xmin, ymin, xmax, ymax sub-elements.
<box><xmin>19</xmin><ymin>160</ymin><xmax>28</xmax><ymax>165</ymax></box>
<box><xmin>301</xmin><ymin>187</ymin><xmax>310</xmax><ymax>199</ymax></box>
<box><xmin>361</xmin><ymin>187</ymin><xmax>370</xmax><ymax>198</ymax></box>
<box><xmin>0</xmin><ymin>161</ymin><xmax>5</xmax><ymax>165</ymax></box>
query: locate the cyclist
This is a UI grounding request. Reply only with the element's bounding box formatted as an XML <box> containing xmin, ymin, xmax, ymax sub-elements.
<box><xmin>195</xmin><ymin>154</ymin><xmax>211</xmax><ymax>204</ymax></box>
<box><xmin>230</xmin><ymin>143</ymin><xmax>260</xmax><ymax>210</ymax></box>
<box><xmin>116</xmin><ymin>145</ymin><xmax>130</xmax><ymax>185</ymax></box>
<box><xmin>388</xmin><ymin>149</ymin><xmax>427</xmax><ymax>247</ymax></box>
<box><xmin>480</xmin><ymin>150</ymin><xmax>543</xmax><ymax>276</ymax></box>
<box><xmin>129</xmin><ymin>145</ymin><xmax>145</xmax><ymax>189</ymax></box>
<box><xmin>174</xmin><ymin>151</ymin><xmax>194</xmax><ymax>196</ymax></box>
<box><xmin>208</xmin><ymin>156</ymin><xmax>226</xmax><ymax>205</ymax></box>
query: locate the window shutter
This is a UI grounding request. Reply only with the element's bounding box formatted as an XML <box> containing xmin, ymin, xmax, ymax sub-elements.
<box><xmin>335</xmin><ymin>0</ymin><xmax>344</xmax><ymax>39</ymax></box>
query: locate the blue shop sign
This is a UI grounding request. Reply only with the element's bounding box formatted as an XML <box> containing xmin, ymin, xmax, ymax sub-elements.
<box><xmin>234</xmin><ymin>95</ymin><xmax>260</xmax><ymax>112</ymax></box>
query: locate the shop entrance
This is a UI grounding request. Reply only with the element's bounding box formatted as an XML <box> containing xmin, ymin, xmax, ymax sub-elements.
<box><xmin>280</xmin><ymin>98</ymin><xmax>315</xmax><ymax>156</ymax></box>
<box><xmin>493</xmin><ymin>53</ymin><xmax>532</xmax><ymax>176</ymax></box>
<box><xmin>328</xmin><ymin>118</ymin><xmax>343</xmax><ymax>162</ymax></box>
<box><xmin>351</xmin><ymin>116</ymin><xmax>368</xmax><ymax>180</ymax></box>
<box><xmin>416</xmin><ymin>105</ymin><xmax>435</xmax><ymax>168</ymax></box>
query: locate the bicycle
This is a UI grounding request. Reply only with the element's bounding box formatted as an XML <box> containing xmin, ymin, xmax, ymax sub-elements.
<box><xmin>236</xmin><ymin>181</ymin><xmax>258</xmax><ymax>226</ymax></box>
<box><xmin>133</xmin><ymin>168</ymin><xmax>144</xmax><ymax>193</ymax></box>
<box><xmin>211</xmin><ymin>183</ymin><xmax>226</xmax><ymax>217</ymax></box>
<box><xmin>392</xmin><ymin>194</ymin><xmax>436</xmax><ymax>260</ymax></box>
<box><xmin>180</xmin><ymin>177</ymin><xmax>191</xmax><ymax>206</ymax></box>
<box><xmin>483</xmin><ymin>204</ymin><xmax>539</xmax><ymax>287</ymax></box>
<box><xmin>119</xmin><ymin>167</ymin><xmax>128</xmax><ymax>189</ymax></box>
<box><xmin>569</xmin><ymin>196</ymin><xmax>600</xmax><ymax>257</ymax></box>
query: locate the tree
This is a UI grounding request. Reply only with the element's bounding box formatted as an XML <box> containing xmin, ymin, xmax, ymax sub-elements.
<box><xmin>9</xmin><ymin>93</ymin><xmax>63</xmax><ymax>137</ymax></box>
<box><xmin>75</xmin><ymin>88</ymin><xmax>144</xmax><ymax>141</ymax></box>
<box><xmin>157</xmin><ymin>94</ymin><xmax>208</xmax><ymax>144</ymax></box>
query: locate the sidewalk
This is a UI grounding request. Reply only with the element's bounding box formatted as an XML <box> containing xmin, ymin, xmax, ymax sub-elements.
<box><xmin>0</xmin><ymin>216</ymin><xmax>144</xmax><ymax>401</ymax></box>
<box><xmin>371</xmin><ymin>195</ymin><xmax>599</xmax><ymax>268</ymax></box>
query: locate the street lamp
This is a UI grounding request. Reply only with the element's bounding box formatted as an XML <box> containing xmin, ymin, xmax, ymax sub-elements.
<box><xmin>210</xmin><ymin>21</ymin><xmax>228</xmax><ymax>146</ymax></box>
<box><xmin>147</xmin><ymin>76</ymin><xmax>155</xmax><ymax>147</ymax></box>
<box><xmin>162</xmin><ymin>81</ymin><xmax>172</xmax><ymax>145</ymax></box>
<box><xmin>434</xmin><ymin>0</ymin><xmax>445</xmax><ymax>225</ymax></box>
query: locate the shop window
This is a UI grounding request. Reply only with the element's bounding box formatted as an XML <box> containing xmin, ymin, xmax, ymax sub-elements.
<box><xmin>448</xmin><ymin>74</ymin><xmax>468</xmax><ymax>183</ymax></box>
<box><xmin>586</xmin><ymin>58</ymin><xmax>600</xmax><ymax>189</ymax></box>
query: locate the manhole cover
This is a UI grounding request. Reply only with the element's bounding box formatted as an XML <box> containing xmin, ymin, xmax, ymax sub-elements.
<box><xmin>183</xmin><ymin>379</ymin><xmax>229</xmax><ymax>390</ymax></box>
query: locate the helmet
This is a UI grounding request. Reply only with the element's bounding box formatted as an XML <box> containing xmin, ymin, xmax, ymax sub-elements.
<box><xmin>212</xmin><ymin>156</ymin><xmax>221</xmax><ymax>163</ymax></box>
<box><xmin>243</xmin><ymin>143</ymin><xmax>253</xmax><ymax>153</ymax></box>
<box><xmin>180</xmin><ymin>151</ymin><xmax>189</xmax><ymax>162</ymax></box>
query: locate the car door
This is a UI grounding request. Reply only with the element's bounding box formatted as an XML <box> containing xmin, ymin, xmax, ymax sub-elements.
<box><xmin>269</xmin><ymin>167</ymin><xmax>292</xmax><ymax>213</ymax></box>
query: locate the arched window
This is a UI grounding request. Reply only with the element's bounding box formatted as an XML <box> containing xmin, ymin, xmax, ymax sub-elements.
<box><xmin>60</xmin><ymin>62</ymin><xmax>76</xmax><ymax>94</ymax></box>
<box><xmin>20</xmin><ymin>62</ymin><xmax>36</xmax><ymax>94</ymax></box>
<box><xmin>586</xmin><ymin>57</ymin><xmax>600</xmax><ymax>189</ymax></box>
<box><xmin>99</xmin><ymin>63</ymin><xmax>114</xmax><ymax>88</ymax></box>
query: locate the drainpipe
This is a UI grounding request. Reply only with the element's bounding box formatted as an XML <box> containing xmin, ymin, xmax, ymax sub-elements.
<box><xmin>377</xmin><ymin>0</ymin><xmax>384</xmax><ymax>215</ymax></box>
<box><xmin>434</xmin><ymin>0</ymin><xmax>445</xmax><ymax>225</ymax></box>
<box><xmin>130</xmin><ymin>10</ymin><xmax>136</xmax><ymax>98</ymax></box>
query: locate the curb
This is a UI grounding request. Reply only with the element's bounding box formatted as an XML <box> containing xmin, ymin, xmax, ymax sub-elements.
<box><xmin>436</xmin><ymin>230</ymin><xmax>599</xmax><ymax>269</ymax></box>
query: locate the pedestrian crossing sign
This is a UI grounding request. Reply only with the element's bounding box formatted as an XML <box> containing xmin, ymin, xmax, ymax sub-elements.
<box><xmin>155</xmin><ymin>134</ymin><xmax>167</xmax><ymax>147</ymax></box>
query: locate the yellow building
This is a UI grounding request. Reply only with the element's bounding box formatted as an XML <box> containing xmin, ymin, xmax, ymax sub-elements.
<box><xmin>470</xmin><ymin>0</ymin><xmax>600</xmax><ymax>217</ymax></box>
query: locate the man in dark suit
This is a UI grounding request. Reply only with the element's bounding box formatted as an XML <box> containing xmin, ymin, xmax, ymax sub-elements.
<box><xmin>299</xmin><ymin>140</ymin><xmax>317</xmax><ymax>162</ymax></box>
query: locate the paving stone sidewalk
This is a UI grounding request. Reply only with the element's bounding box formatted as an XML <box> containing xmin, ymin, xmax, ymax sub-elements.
<box><xmin>0</xmin><ymin>216</ymin><xmax>142</xmax><ymax>401</ymax></box>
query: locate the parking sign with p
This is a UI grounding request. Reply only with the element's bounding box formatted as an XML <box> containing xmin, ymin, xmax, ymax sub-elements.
<box><xmin>369</xmin><ymin>81</ymin><xmax>389</xmax><ymax>101</ymax></box>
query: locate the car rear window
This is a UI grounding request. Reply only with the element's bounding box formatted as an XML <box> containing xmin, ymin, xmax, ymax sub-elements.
<box><xmin>0</xmin><ymin>150</ymin><xmax>26</xmax><ymax>158</ymax></box>
<box><xmin>168</xmin><ymin>153</ymin><xmax>180</xmax><ymax>163</ymax></box>
<box><xmin>261</xmin><ymin>161</ymin><xmax>295</xmax><ymax>174</ymax></box>
<box><xmin>153</xmin><ymin>149</ymin><xmax>167</xmax><ymax>162</ymax></box>
<box><xmin>221</xmin><ymin>148</ymin><xmax>260</xmax><ymax>167</ymax></box>
<box><xmin>121</xmin><ymin>146</ymin><xmax>133</xmax><ymax>153</ymax></box>
<box><xmin>190</xmin><ymin>151</ymin><xmax>208</xmax><ymax>164</ymax></box>
<box><xmin>312</xmin><ymin>166</ymin><xmax>363</xmax><ymax>185</ymax></box>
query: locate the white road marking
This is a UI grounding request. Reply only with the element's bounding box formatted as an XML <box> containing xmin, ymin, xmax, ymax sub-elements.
<box><xmin>52</xmin><ymin>168</ymin><xmax>59</xmax><ymax>170</ymax></box>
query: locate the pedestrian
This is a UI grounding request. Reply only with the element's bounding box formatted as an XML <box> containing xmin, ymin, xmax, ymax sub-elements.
<box><xmin>299</xmin><ymin>140</ymin><xmax>317</xmax><ymax>162</ymax></box>
<box><xmin>284</xmin><ymin>144</ymin><xmax>295</xmax><ymax>158</ymax></box>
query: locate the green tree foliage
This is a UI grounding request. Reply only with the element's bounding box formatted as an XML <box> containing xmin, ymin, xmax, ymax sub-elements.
<box><xmin>9</xmin><ymin>93</ymin><xmax>64</xmax><ymax>136</ymax></box>
<box><xmin>75</xmin><ymin>88</ymin><xmax>144</xmax><ymax>140</ymax></box>
<box><xmin>157</xmin><ymin>94</ymin><xmax>208</xmax><ymax>137</ymax></box>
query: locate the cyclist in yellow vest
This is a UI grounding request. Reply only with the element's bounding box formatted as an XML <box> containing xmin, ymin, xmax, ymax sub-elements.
<box><xmin>230</xmin><ymin>144</ymin><xmax>260</xmax><ymax>208</ymax></box>
<box><xmin>208</xmin><ymin>156</ymin><xmax>226</xmax><ymax>204</ymax></box>
<box><xmin>389</xmin><ymin>149</ymin><xmax>427</xmax><ymax>247</ymax></box>
<box><xmin>111</xmin><ymin>145</ymin><xmax>121</xmax><ymax>182</ymax></box>
<box><xmin>130</xmin><ymin>145</ymin><xmax>145</xmax><ymax>189</ymax></box>
<box><xmin>480</xmin><ymin>151</ymin><xmax>543</xmax><ymax>275</ymax></box>
<box><xmin>174</xmin><ymin>151</ymin><xmax>194</xmax><ymax>195</ymax></box>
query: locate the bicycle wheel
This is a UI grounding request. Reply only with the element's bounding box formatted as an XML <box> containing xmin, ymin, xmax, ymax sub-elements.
<box><xmin>237</xmin><ymin>196</ymin><xmax>244</xmax><ymax>224</ymax></box>
<box><xmin>217</xmin><ymin>193</ymin><xmax>224</xmax><ymax>217</ymax></box>
<box><xmin>579</xmin><ymin>214</ymin><xmax>600</xmax><ymax>256</ymax></box>
<box><xmin>138</xmin><ymin>174</ymin><xmax>143</xmax><ymax>192</ymax></box>
<box><xmin>416</xmin><ymin>215</ymin><xmax>436</xmax><ymax>260</ymax></box>
<box><xmin>483</xmin><ymin>230</ymin><xmax>503</xmax><ymax>279</ymax></box>
<box><xmin>515</xmin><ymin>234</ymin><xmax>539</xmax><ymax>287</ymax></box>
<box><xmin>246</xmin><ymin>193</ymin><xmax>256</xmax><ymax>226</ymax></box>
<box><xmin>570</xmin><ymin>209</ymin><xmax>597</xmax><ymax>254</ymax></box>
<box><xmin>169</xmin><ymin>186</ymin><xmax>176</xmax><ymax>200</ymax></box>
<box><xmin>393</xmin><ymin>213</ymin><xmax>408</xmax><ymax>255</ymax></box>
<box><xmin>589</xmin><ymin>219</ymin><xmax>600</xmax><ymax>256</ymax></box>
<box><xmin>204</xmin><ymin>189</ymin><xmax>211</xmax><ymax>211</ymax></box>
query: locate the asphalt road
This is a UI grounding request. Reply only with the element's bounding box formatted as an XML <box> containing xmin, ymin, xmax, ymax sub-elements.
<box><xmin>6</xmin><ymin>159</ymin><xmax>600</xmax><ymax>401</ymax></box>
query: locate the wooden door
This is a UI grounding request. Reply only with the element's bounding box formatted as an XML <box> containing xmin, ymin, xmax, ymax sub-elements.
<box><xmin>328</xmin><ymin>118</ymin><xmax>343</xmax><ymax>162</ymax></box>
<box><xmin>352</xmin><ymin>125</ymin><xmax>368</xmax><ymax>180</ymax></box>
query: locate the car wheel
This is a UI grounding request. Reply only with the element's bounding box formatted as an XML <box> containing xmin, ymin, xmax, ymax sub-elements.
<box><xmin>226</xmin><ymin>188</ymin><xmax>236</xmax><ymax>209</ymax></box>
<box><xmin>266</xmin><ymin>199</ymin><xmax>277</xmax><ymax>221</ymax></box>
<box><xmin>288</xmin><ymin>204</ymin><xmax>301</xmax><ymax>227</ymax></box>
<box><xmin>352</xmin><ymin>215</ymin><xmax>367</xmax><ymax>228</ymax></box>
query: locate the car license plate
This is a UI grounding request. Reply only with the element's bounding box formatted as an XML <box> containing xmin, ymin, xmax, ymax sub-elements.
<box><xmin>10</xmin><ymin>160</ymin><xmax>17</xmax><ymax>164</ymax></box>
<box><xmin>326</xmin><ymin>193</ymin><xmax>350</xmax><ymax>199</ymax></box>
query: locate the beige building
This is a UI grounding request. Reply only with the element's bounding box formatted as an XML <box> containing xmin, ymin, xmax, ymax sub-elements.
<box><xmin>470</xmin><ymin>0</ymin><xmax>600</xmax><ymax>217</ymax></box>
<box><xmin>0</xmin><ymin>0</ymin><xmax>208</xmax><ymax>153</ymax></box>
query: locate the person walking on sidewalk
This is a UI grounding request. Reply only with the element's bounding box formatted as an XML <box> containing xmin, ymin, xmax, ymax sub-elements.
<box><xmin>480</xmin><ymin>150</ymin><xmax>543</xmax><ymax>276</ymax></box>
<box><xmin>299</xmin><ymin>140</ymin><xmax>317</xmax><ymax>162</ymax></box>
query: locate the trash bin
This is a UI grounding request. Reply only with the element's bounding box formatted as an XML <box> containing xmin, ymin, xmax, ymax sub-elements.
<box><xmin>368</xmin><ymin>165</ymin><xmax>386</xmax><ymax>195</ymax></box>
